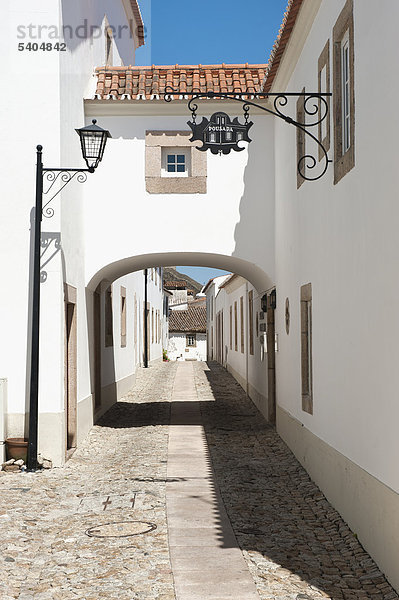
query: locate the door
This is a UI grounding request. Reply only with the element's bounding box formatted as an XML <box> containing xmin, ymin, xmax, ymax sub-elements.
<box><xmin>65</xmin><ymin>299</ymin><xmax>77</xmax><ymax>453</ymax></box>
<box><xmin>143</xmin><ymin>303</ymin><xmax>150</xmax><ymax>364</ymax></box>
<box><xmin>93</xmin><ymin>290</ymin><xmax>101</xmax><ymax>411</ymax></box>
<box><xmin>266</xmin><ymin>294</ymin><xmax>276</xmax><ymax>424</ymax></box>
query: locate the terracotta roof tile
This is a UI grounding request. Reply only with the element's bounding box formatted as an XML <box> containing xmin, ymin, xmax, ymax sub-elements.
<box><xmin>262</xmin><ymin>0</ymin><xmax>304</xmax><ymax>93</ymax></box>
<box><xmin>130</xmin><ymin>0</ymin><xmax>145</xmax><ymax>48</ymax></box>
<box><xmin>169</xmin><ymin>305</ymin><xmax>207</xmax><ymax>333</ymax></box>
<box><xmin>94</xmin><ymin>64</ymin><xmax>267</xmax><ymax>100</ymax></box>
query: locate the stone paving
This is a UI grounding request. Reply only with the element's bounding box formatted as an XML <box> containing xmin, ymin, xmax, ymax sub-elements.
<box><xmin>194</xmin><ymin>361</ymin><xmax>399</xmax><ymax>600</ymax></box>
<box><xmin>0</xmin><ymin>362</ymin><xmax>177</xmax><ymax>600</ymax></box>
<box><xmin>0</xmin><ymin>359</ymin><xmax>398</xmax><ymax>600</ymax></box>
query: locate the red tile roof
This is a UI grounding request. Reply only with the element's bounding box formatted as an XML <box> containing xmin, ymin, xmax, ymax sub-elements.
<box><xmin>169</xmin><ymin>305</ymin><xmax>207</xmax><ymax>333</ymax></box>
<box><xmin>94</xmin><ymin>64</ymin><xmax>267</xmax><ymax>100</ymax></box>
<box><xmin>130</xmin><ymin>0</ymin><xmax>145</xmax><ymax>47</ymax></box>
<box><xmin>262</xmin><ymin>0</ymin><xmax>304</xmax><ymax>93</ymax></box>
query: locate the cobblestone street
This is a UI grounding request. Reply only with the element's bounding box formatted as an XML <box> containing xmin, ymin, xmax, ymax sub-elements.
<box><xmin>1</xmin><ymin>361</ymin><xmax>398</xmax><ymax>600</ymax></box>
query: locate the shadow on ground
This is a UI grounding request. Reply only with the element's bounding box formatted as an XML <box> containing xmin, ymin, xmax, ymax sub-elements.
<box><xmin>199</xmin><ymin>361</ymin><xmax>397</xmax><ymax>600</ymax></box>
<box><xmin>97</xmin><ymin>361</ymin><xmax>398</xmax><ymax>600</ymax></box>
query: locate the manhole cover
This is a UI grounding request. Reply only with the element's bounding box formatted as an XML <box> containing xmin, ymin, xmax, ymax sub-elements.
<box><xmin>85</xmin><ymin>521</ymin><xmax>156</xmax><ymax>538</ymax></box>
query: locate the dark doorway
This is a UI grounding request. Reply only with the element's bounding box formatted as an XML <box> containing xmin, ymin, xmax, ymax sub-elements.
<box><xmin>93</xmin><ymin>289</ymin><xmax>101</xmax><ymax>412</ymax></box>
<box><xmin>266</xmin><ymin>293</ymin><xmax>276</xmax><ymax>424</ymax></box>
<box><xmin>65</xmin><ymin>296</ymin><xmax>77</xmax><ymax>454</ymax></box>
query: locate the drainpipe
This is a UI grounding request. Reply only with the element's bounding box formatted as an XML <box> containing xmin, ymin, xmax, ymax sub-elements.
<box><xmin>144</xmin><ymin>269</ymin><xmax>148</xmax><ymax>368</ymax></box>
<box><xmin>245</xmin><ymin>281</ymin><xmax>249</xmax><ymax>397</ymax></box>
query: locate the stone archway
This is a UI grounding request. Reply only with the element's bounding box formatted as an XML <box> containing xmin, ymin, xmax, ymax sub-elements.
<box><xmin>85</xmin><ymin>251</ymin><xmax>274</xmax><ymax>425</ymax></box>
<box><xmin>87</xmin><ymin>251</ymin><xmax>273</xmax><ymax>294</ymax></box>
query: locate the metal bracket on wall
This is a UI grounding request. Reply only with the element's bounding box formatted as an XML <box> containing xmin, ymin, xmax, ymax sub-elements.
<box><xmin>164</xmin><ymin>89</ymin><xmax>332</xmax><ymax>181</ymax></box>
<box><xmin>42</xmin><ymin>168</ymin><xmax>92</xmax><ymax>218</ymax></box>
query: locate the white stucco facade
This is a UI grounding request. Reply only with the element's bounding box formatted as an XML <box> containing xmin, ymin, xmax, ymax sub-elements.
<box><xmin>206</xmin><ymin>275</ymin><xmax>269</xmax><ymax>417</ymax></box>
<box><xmin>168</xmin><ymin>333</ymin><xmax>207</xmax><ymax>362</ymax></box>
<box><xmin>1</xmin><ymin>0</ymin><xmax>399</xmax><ymax>591</ymax></box>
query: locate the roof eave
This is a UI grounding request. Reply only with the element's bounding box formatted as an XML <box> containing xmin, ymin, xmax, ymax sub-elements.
<box><xmin>261</xmin><ymin>0</ymin><xmax>305</xmax><ymax>93</ymax></box>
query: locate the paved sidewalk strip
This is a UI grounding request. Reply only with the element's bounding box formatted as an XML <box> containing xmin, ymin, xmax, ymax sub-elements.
<box><xmin>0</xmin><ymin>360</ymin><xmax>398</xmax><ymax>600</ymax></box>
<box><xmin>166</xmin><ymin>361</ymin><xmax>260</xmax><ymax>600</ymax></box>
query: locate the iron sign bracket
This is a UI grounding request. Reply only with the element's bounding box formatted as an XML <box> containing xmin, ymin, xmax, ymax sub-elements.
<box><xmin>164</xmin><ymin>89</ymin><xmax>332</xmax><ymax>182</ymax></box>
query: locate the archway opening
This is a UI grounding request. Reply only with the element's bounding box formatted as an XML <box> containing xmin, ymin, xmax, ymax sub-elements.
<box><xmin>85</xmin><ymin>252</ymin><xmax>275</xmax><ymax>430</ymax></box>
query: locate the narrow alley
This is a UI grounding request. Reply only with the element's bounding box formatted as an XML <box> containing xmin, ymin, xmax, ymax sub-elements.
<box><xmin>1</xmin><ymin>362</ymin><xmax>397</xmax><ymax>600</ymax></box>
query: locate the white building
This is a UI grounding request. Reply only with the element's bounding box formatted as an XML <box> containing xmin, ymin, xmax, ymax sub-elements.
<box><xmin>0</xmin><ymin>0</ymin><xmax>168</xmax><ymax>467</ymax></box>
<box><xmin>203</xmin><ymin>274</ymin><xmax>231</xmax><ymax>361</ymax></box>
<box><xmin>168</xmin><ymin>302</ymin><xmax>207</xmax><ymax>362</ymax></box>
<box><xmin>205</xmin><ymin>274</ymin><xmax>271</xmax><ymax>419</ymax></box>
<box><xmin>95</xmin><ymin>267</ymin><xmax>167</xmax><ymax>425</ymax></box>
<box><xmin>1</xmin><ymin>0</ymin><xmax>399</xmax><ymax>591</ymax></box>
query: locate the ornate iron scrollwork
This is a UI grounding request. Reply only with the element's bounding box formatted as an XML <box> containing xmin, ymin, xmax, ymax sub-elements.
<box><xmin>165</xmin><ymin>88</ymin><xmax>332</xmax><ymax>181</ymax></box>
<box><xmin>42</xmin><ymin>168</ymin><xmax>89</xmax><ymax>218</ymax></box>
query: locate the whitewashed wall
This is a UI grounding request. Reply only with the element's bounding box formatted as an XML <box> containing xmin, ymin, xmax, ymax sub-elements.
<box><xmin>206</xmin><ymin>276</ymin><xmax>268</xmax><ymax>414</ymax></box>
<box><xmin>168</xmin><ymin>333</ymin><xmax>206</xmax><ymax>362</ymax></box>
<box><xmin>205</xmin><ymin>275</ymin><xmax>231</xmax><ymax>361</ymax></box>
<box><xmin>78</xmin><ymin>266</ymin><xmax>165</xmax><ymax>448</ymax></box>
<box><xmin>0</xmin><ymin>0</ymin><xmax>143</xmax><ymax>465</ymax></box>
<box><xmin>82</xmin><ymin>105</ymin><xmax>276</xmax><ymax>294</ymax></box>
<box><xmin>272</xmin><ymin>0</ymin><xmax>399</xmax><ymax>590</ymax></box>
<box><xmin>274</xmin><ymin>0</ymin><xmax>399</xmax><ymax>502</ymax></box>
<box><xmin>206</xmin><ymin>288</ymin><xmax>215</xmax><ymax>361</ymax></box>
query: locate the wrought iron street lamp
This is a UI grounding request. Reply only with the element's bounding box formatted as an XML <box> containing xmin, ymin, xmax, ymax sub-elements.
<box><xmin>26</xmin><ymin>120</ymin><xmax>111</xmax><ymax>471</ymax></box>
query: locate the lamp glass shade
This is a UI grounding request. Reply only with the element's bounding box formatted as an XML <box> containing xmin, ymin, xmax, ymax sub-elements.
<box><xmin>76</xmin><ymin>119</ymin><xmax>111</xmax><ymax>170</ymax></box>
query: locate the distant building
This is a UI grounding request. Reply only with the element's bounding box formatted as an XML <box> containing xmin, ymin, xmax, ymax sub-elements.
<box><xmin>202</xmin><ymin>274</ymin><xmax>231</xmax><ymax>361</ymax></box>
<box><xmin>163</xmin><ymin>267</ymin><xmax>203</xmax><ymax>309</ymax></box>
<box><xmin>168</xmin><ymin>304</ymin><xmax>207</xmax><ymax>361</ymax></box>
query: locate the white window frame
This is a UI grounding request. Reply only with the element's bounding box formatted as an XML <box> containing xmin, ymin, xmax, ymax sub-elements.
<box><xmin>161</xmin><ymin>147</ymin><xmax>190</xmax><ymax>178</ymax></box>
<box><xmin>186</xmin><ymin>334</ymin><xmax>196</xmax><ymax>347</ymax></box>
<box><xmin>341</xmin><ymin>29</ymin><xmax>350</xmax><ymax>154</ymax></box>
<box><xmin>320</xmin><ymin>64</ymin><xmax>328</xmax><ymax>142</ymax></box>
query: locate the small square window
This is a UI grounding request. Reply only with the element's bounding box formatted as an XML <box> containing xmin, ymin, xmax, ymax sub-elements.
<box><xmin>162</xmin><ymin>148</ymin><xmax>190</xmax><ymax>177</ymax></box>
<box><xmin>145</xmin><ymin>131</ymin><xmax>207</xmax><ymax>194</ymax></box>
<box><xmin>166</xmin><ymin>154</ymin><xmax>186</xmax><ymax>172</ymax></box>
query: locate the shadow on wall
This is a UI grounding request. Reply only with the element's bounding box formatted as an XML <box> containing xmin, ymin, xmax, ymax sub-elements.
<box><xmin>61</xmin><ymin>0</ymin><xmax>98</xmax><ymax>53</ymax></box>
<box><xmin>24</xmin><ymin>207</ymin><xmax>63</xmax><ymax>437</ymax></box>
<box><xmin>233</xmin><ymin>116</ymin><xmax>276</xmax><ymax>288</ymax></box>
<box><xmin>61</xmin><ymin>0</ymin><xmax>138</xmax><ymax>59</ymax></box>
<box><xmin>85</xmin><ymin>285</ymin><xmax>116</xmax><ymax>426</ymax></box>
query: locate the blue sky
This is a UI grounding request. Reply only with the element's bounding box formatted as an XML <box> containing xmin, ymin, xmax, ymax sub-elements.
<box><xmin>136</xmin><ymin>0</ymin><xmax>287</xmax><ymax>286</ymax></box>
<box><xmin>136</xmin><ymin>0</ymin><xmax>287</xmax><ymax>67</ymax></box>
<box><xmin>175</xmin><ymin>266</ymin><xmax>230</xmax><ymax>287</ymax></box>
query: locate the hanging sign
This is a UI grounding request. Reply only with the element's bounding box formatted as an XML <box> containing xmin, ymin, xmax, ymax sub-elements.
<box><xmin>188</xmin><ymin>111</ymin><xmax>252</xmax><ymax>155</ymax></box>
